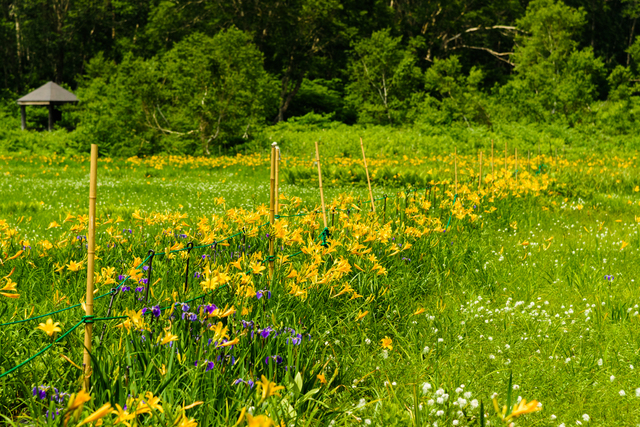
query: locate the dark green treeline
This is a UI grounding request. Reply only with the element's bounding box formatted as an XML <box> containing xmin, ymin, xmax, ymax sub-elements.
<box><xmin>1</xmin><ymin>0</ymin><xmax>640</xmax><ymax>155</ymax></box>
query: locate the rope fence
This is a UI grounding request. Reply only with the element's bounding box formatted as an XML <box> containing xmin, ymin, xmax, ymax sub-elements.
<box><xmin>0</xmin><ymin>173</ymin><xmax>506</xmax><ymax>379</ymax></box>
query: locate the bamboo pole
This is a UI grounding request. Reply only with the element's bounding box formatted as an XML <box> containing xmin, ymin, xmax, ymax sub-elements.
<box><xmin>478</xmin><ymin>151</ymin><xmax>483</xmax><ymax>188</ymax></box>
<box><xmin>454</xmin><ymin>147</ymin><xmax>458</xmax><ymax>195</ymax></box>
<box><xmin>504</xmin><ymin>141</ymin><xmax>508</xmax><ymax>179</ymax></box>
<box><xmin>491</xmin><ymin>140</ymin><xmax>494</xmax><ymax>179</ymax></box>
<box><xmin>275</xmin><ymin>146</ymin><xmax>280</xmax><ymax>216</ymax></box>
<box><xmin>83</xmin><ymin>144</ymin><xmax>98</xmax><ymax>390</ymax></box>
<box><xmin>360</xmin><ymin>137</ymin><xmax>375</xmax><ymax>213</ymax></box>
<box><xmin>315</xmin><ymin>141</ymin><xmax>328</xmax><ymax>229</ymax></box>
<box><xmin>515</xmin><ymin>148</ymin><xmax>518</xmax><ymax>184</ymax></box>
<box><xmin>269</xmin><ymin>143</ymin><xmax>276</xmax><ymax>279</ymax></box>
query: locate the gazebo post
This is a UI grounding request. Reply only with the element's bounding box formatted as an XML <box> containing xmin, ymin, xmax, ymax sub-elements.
<box><xmin>48</xmin><ymin>104</ymin><xmax>53</xmax><ymax>131</ymax></box>
<box><xmin>20</xmin><ymin>106</ymin><xmax>26</xmax><ymax>130</ymax></box>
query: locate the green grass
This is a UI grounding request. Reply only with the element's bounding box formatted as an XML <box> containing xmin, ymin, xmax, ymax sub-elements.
<box><xmin>0</xmin><ymin>152</ymin><xmax>639</xmax><ymax>426</ymax></box>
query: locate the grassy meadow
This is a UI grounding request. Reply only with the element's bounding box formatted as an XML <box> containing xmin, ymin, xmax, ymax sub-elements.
<box><xmin>0</xmin><ymin>147</ymin><xmax>640</xmax><ymax>427</ymax></box>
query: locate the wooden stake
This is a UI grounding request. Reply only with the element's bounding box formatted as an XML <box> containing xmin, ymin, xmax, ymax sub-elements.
<box><xmin>504</xmin><ymin>141</ymin><xmax>508</xmax><ymax>179</ymax></box>
<box><xmin>360</xmin><ymin>137</ymin><xmax>376</xmax><ymax>213</ymax></box>
<box><xmin>515</xmin><ymin>148</ymin><xmax>518</xmax><ymax>184</ymax></box>
<box><xmin>454</xmin><ymin>147</ymin><xmax>458</xmax><ymax>195</ymax></box>
<box><xmin>478</xmin><ymin>151</ymin><xmax>483</xmax><ymax>188</ymax></box>
<box><xmin>269</xmin><ymin>143</ymin><xmax>276</xmax><ymax>279</ymax></box>
<box><xmin>315</xmin><ymin>141</ymin><xmax>328</xmax><ymax>229</ymax></box>
<box><xmin>83</xmin><ymin>144</ymin><xmax>98</xmax><ymax>390</ymax></box>
<box><xmin>491</xmin><ymin>140</ymin><xmax>494</xmax><ymax>179</ymax></box>
<box><xmin>274</xmin><ymin>146</ymin><xmax>280</xmax><ymax>216</ymax></box>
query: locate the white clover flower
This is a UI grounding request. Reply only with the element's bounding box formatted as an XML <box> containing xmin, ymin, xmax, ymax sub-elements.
<box><xmin>436</xmin><ymin>410</ymin><xmax>444</xmax><ymax>417</ymax></box>
<box><xmin>365</xmin><ymin>338</ymin><xmax>371</xmax><ymax>345</ymax></box>
<box><xmin>551</xmin><ymin>414</ymin><xmax>557</xmax><ymax>420</ymax></box>
<box><xmin>610</xmin><ymin>375</ymin><xmax>615</xmax><ymax>382</ymax></box>
<box><xmin>636</xmin><ymin>388</ymin><xmax>640</xmax><ymax>397</ymax></box>
<box><xmin>381</xmin><ymin>350</ymin><xmax>388</xmax><ymax>359</ymax></box>
<box><xmin>620</xmin><ymin>390</ymin><xmax>626</xmax><ymax>397</ymax></box>
<box><xmin>464</xmin><ymin>391</ymin><xmax>472</xmax><ymax>399</ymax></box>
<box><xmin>455</xmin><ymin>387</ymin><xmax>463</xmax><ymax>394</ymax></box>
<box><xmin>436</xmin><ymin>397</ymin><xmax>444</xmax><ymax>404</ymax></box>
<box><xmin>428</xmin><ymin>399</ymin><xmax>435</xmax><ymax>406</ymax></box>
<box><xmin>582</xmin><ymin>413</ymin><xmax>590</xmax><ymax>421</ymax></box>
<box><xmin>470</xmin><ymin>399</ymin><xmax>479</xmax><ymax>409</ymax></box>
<box><xmin>422</xmin><ymin>382</ymin><xmax>432</xmax><ymax>394</ymax></box>
<box><xmin>436</xmin><ymin>388</ymin><xmax>445</xmax><ymax>396</ymax></box>
<box><xmin>597</xmin><ymin>358</ymin><xmax>603</xmax><ymax>366</ymax></box>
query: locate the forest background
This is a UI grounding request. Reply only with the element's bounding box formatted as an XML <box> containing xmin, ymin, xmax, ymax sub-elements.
<box><xmin>1</xmin><ymin>0</ymin><xmax>639</xmax><ymax>157</ymax></box>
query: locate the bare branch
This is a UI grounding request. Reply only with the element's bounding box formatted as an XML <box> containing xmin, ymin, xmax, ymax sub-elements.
<box><xmin>451</xmin><ymin>45</ymin><xmax>515</xmax><ymax>66</ymax></box>
<box><xmin>444</xmin><ymin>25</ymin><xmax>524</xmax><ymax>46</ymax></box>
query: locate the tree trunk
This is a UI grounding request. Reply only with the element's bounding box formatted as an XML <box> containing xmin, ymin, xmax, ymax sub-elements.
<box><xmin>275</xmin><ymin>74</ymin><xmax>303</xmax><ymax>123</ymax></box>
<box><xmin>629</xmin><ymin>17</ymin><xmax>637</xmax><ymax>66</ymax></box>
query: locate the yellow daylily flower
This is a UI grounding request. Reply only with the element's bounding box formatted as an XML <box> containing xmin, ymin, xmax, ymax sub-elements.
<box><xmin>37</xmin><ymin>318</ymin><xmax>62</xmax><ymax>337</ymax></box>
<box><xmin>380</xmin><ymin>336</ymin><xmax>393</xmax><ymax>350</ymax></box>
<box><xmin>355</xmin><ymin>310</ymin><xmax>368</xmax><ymax>321</ymax></box>
<box><xmin>111</xmin><ymin>403</ymin><xmax>135</xmax><ymax>425</ymax></box>
<box><xmin>257</xmin><ymin>375</ymin><xmax>285</xmax><ymax>403</ymax></box>
<box><xmin>159</xmin><ymin>331</ymin><xmax>179</xmax><ymax>345</ymax></box>
<box><xmin>77</xmin><ymin>402</ymin><xmax>112</xmax><ymax>426</ymax></box>
<box><xmin>245</xmin><ymin>413</ymin><xmax>275</xmax><ymax>427</ymax></box>
<box><xmin>67</xmin><ymin>260</ymin><xmax>84</xmax><ymax>272</ymax></box>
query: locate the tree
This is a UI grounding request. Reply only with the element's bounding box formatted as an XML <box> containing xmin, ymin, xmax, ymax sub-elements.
<box><xmin>156</xmin><ymin>29</ymin><xmax>277</xmax><ymax>154</ymax></box>
<box><xmin>346</xmin><ymin>29</ymin><xmax>422</xmax><ymax>124</ymax></box>
<box><xmin>499</xmin><ymin>0</ymin><xmax>604</xmax><ymax>124</ymax></box>
<box><xmin>422</xmin><ymin>56</ymin><xmax>490</xmax><ymax>126</ymax></box>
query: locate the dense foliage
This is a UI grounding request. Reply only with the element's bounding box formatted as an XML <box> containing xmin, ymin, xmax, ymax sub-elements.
<box><xmin>1</xmin><ymin>0</ymin><xmax>640</xmax><ymax>155</ymax></box>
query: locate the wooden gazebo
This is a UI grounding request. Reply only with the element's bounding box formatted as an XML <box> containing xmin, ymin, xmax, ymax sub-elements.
<box><xmin>17</xmin><ymin>82</ymin><xmax>78</xmax><ymax>131</ymax></box>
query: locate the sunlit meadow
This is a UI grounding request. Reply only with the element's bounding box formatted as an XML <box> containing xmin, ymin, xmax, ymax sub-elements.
<box><xmin>0</xmin><ymin>148</ymin><xmax>640</xmax><ymax>426</ymax></box>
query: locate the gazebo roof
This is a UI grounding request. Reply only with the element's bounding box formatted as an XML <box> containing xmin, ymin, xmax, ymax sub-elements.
<box><xmin>17</xmin><ymin>82</ymin><xmax>78</xmax><ymax>105</ymax></box>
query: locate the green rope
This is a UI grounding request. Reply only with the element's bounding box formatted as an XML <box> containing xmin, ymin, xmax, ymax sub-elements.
<box><xmin>0</xmin><ymin>303</ymin><xmax>83</xmax><ymax>327</ymax></box>
<box><xmin>81</xmin><ymin>315</ymin><xmax>95</xmax><ymax>324</ymax></box>
<box><xmin>93</xmin><ymin>315</ymin><xmax>128</xmax><ymax>321</ymax></box>
<box><xmin>0</xmin><ymin>320</ymin><xmax>84</xmax><ymax>379</ymax></box>
<box><xmin>444</xmin><ymin>194</ymin><xmax>458</xmax><ymax>232</ymax></box>
<box><xmin>0</xmin><ymin>185</ymin><xmax>440</xmax><ymax>328</ymax></box>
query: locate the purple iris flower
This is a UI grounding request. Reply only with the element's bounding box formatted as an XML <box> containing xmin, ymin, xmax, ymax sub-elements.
<box><xmin>152</xmin><ymin>305</ymin><xmax>161</xmax><ymax>318</ymax></box>
<box><xmin>260</xmin><ymin>327</ymin><xmax>272</xmax><ymax>339</ymax></box>
<box><xmin>206</xmin><ymin>361</ymin><xmax>215</xmax><ymax>372</ymax></box>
